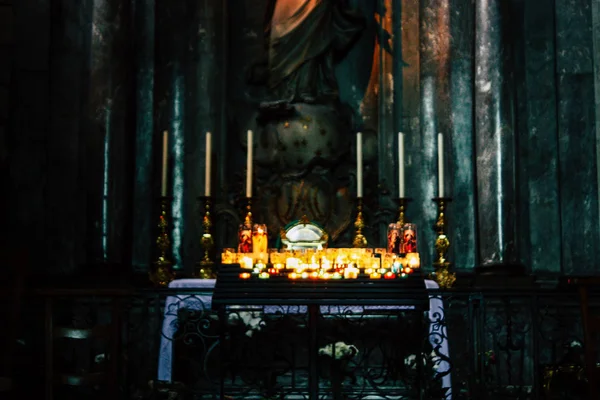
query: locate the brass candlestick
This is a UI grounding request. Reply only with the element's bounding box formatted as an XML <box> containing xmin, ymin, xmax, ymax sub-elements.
<box><xmin>352</xmin><ymin>197</ymin><xmax>367</xmax><ymax>248</ymax></box>
<box><xmin>149</xmin><ymin>197</ymin><xmax>175</xmax><ymax>287</ymax></box>
<box><xmin>432</xmin><ymin>197</ymin><xmax>455</xmax><ymax>288</ymax></box>
<box><xmin>395</xmin><ymin>197</ymin><xmax>412</xmax><ymax>227</ymax></box>
<box><xmin>197</xmin><ymin>196</ymin><xmax>216</xmax><ymax>279</ymax></box>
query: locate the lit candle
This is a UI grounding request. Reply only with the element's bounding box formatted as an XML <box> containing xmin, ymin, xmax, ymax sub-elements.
<box><xmin>344</xmin><ymin>267</ymin><xmax>359</xmax><ymax>279</ymax></box>
<box><xmin>239</xmin><ymin>272</ymin><xmax>251</xmax><ymax>280</ymax></box>
<box><xmin>246</xmin><ymin>130</ymin><xmax>253</xmax><ymax>198</ymax></box>
<box><xmin>205</xmin><ymin>132</ymin><xmax>212</xmax><ymax>196</ymax></box>
<box><xmin>258</xmin><ymin>272</ymin><xmax>270</xmax><ymax>279</ymax></box>
<box><xmin>409</xmin><ymin>256</ymin><xmax>420</xmax><ymax>269</ymax></box>
<box><xmin>161</xmin><ymin>130</ymin><xmax>169</xmax><ymax>197</ymax></box>
<box><xmin>356</xmin><ymin>132</ymin><xmax>363</xmax><ymax>197</ymax></box>
<box><xmin>384</xmin><ymin>271</ymin><xmax>396</xmax><ymax>279</ymax></box>
<box><xmin>437</xmin><ymin>132</ymin><xmax>444</xmax><ymax>198</ymax></box>
<box><xmin>241</xmin><ymin>256</ymin><xmax>253</xmax><ymax>269</ymax></box>
<box><xmin>369</xmin><ymin>272</ymin><xmax>381</xmax><ymax>279</ymax></box>
<box><xmin>398</xmin><ymin>132</ymin><xmax>405</xmax><ymax>197</ymax></box>
<box><xmin>252</xmin><ymin>226</ymin><xmax>268</xmax><ymax>254</ymax></box>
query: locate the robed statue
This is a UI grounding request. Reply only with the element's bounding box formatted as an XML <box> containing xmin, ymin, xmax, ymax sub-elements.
<box><xmin>243</xmin><ymin>0</ymin><xmax>371</xmax><ymax>247</ymax></box>
<box><xmin>250</xmin><ymin>0</ymin><xmax>366</xmax><ymax>108</ymax></box>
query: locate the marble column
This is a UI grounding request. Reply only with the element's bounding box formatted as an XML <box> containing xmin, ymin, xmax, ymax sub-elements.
<box><xmin>46</xmin><ymin>0</ymin><xmax>93</xmax><ymax>272</ymax></box>
<box><xmin>518</xmin><ymin>0</ymin><xmax>561</xmax><ymax>274</ymax></box>
<box><xmin>183</xmin><ymin>0</ymin><xmax>221</xmax><ymax>270</ymax></box>
<box><xmin>11</xmin><ymin>0</ymin><xmax>51</xmax><ymax>271</ymax></box>
<box><xmin>593</xmin><ymin>0</ymin><xmax>600</xmax><ymax>270</ymax></box>
<box><xmin>418</xmin><ymin>0</ymin><xmax>450</xmax><ymax>270</ymax></box>
<box><xmin>154</xmin><ymin>0</ymin><xmax>187</xmax><ymax>271</ymax></box>
<box><xmin>449</xmin><ymin>0</ymin><xmax>477</xmax><ymax>270</ymax></box>
<box><xmin>81</xmin><ymin>0</ymin><xmax>134</xmax><ymax>267</ymax></box>
<box><xmin>392</xmin><ymin>0</ymin><xmax>402</xmax><ymax>137</ymax></box>
<box><xmin>131</xmin><ymin>0</ymin><xmax>155</xmax><ymax>271</ymax></box>
<box><xmin>474</xmin><ymin>0</ymin><xmax>518</xmax><ymax>267</ymax></box>
<box><xmin>555</xmin><ymin>0</ymin><xmax>598</xmax><ymax>275</ymax></box>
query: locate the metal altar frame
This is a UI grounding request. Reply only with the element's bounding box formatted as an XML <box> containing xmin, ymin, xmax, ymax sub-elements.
<box><xmin>211</xmin><ymin>264</ymin><xmax>430</xmax><ymax>400</ymax></box>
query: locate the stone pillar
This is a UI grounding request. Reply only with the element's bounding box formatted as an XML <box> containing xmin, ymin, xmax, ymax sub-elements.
<box><xmin>392</xmin><ymin>0</ymin><xmax>402</xmax><ymax>137</ymax></box>
<box><xmin>593</xmin><ymin>0</ymin><xmax>600</xmax><ymax>270</ymax></box>
<box><xmin>46</xmin><ymin>0</ymin><xmax>92</xmax><ymax>272</ymax></box>
<box><xmin>418</xmin><ymin>0</ymin><xmax>450</xmax><ymax>270</ymax></box>
<box><xmin>183</xmin><ymin>0</ymin><xmax>221</xmax><ymax>270</ymax></box>
<box><xmin>555</xmin><ymin>0</ymin><xmax>598</xmax><ymax>275</ymax></box>
<box><xmin>131</xmin><ymin>0</ymin><xmax>155</xmax><ymax>271</ymax></box>
<box><xmin>82</xmin><ymin>0</ymin><xmax>134</xmax><ymax>267</ymax></box>
<box><xmin>474</xmin><ymin>0</ymin><xmax>518</xmax><ymax>268</ymax></box>
<box><xmin>449</xmin><ymin>0</ymin><xmax>477</xmax><ymax>270</ymax></box>
<box><xmin>154</xmin><ymin>0</ymin><xmax>187</xmax><ymax>270</ymax></box>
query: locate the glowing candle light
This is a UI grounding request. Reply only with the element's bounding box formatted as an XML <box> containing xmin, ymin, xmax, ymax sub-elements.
<box><xmin>241</xmin><ymin>256</ymin><xmax>253</xmax><ymax>269</ymax></box>
<box><xmin>258</xmin><ymin>272</ymin><xmax>270</xmax><ymax>279</ymax></box>
<box><xmin>287</xmin><ymin>257</ymin><xmax>300</xmax><ymax>270</ymax></box>
<box><xmin>384</xmin><ymin>271</ymin><xmax>396</xmax><ymax>279</ymax></box>
<box><xmin>369</xmin><ymin>272</ymin><xmax>382</xmax><ymax>279</ymax></box>
<box><xmin>252</xmin><ymin>225</ymin><xmax>268</xmax><ymax>254</ymax></box>
<box><xmin>408</xmin><ymin>255</ymin><xmax>420</xmax><ymax>269</ymax></box>
<box><xmin>344</xmin><ymin>267</ymin><xmax>359</xmax><ymax>279</ymax></box>
<box><xmin>239</xmin><ymin>272</ymin><xmax>251</xmax><ymax>280</ymax></box>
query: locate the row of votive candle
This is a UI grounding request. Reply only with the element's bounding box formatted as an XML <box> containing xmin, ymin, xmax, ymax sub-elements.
<box><xmin>238</xmin><ymin>260</ymin><xmax>416</xmax><ymax>280</ymax></box>
<box><xmin>223</xmin><ymin>249</ymin><xmax>420</xmax><ymax>269</ymax></box>
<box><xmin>224</xmin><ymin>248</ymin><xmax>420</xmax><ymax>280</ymax></box>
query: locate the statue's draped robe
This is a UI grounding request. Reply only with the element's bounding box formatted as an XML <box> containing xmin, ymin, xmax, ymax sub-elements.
<box><xmin>264</xmin><ymin>0</ymin><xmax>365</xmax><ymax>103</ymax></box>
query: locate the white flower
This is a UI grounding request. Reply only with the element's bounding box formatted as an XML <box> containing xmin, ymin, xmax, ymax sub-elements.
<box><xmin>319</xmin><ymin>342</ymin><xmax>358</xmax><ymax>359</ymax></box>
<box><xmin>228</xmin><ymin>311</ymin><xmax>266</xmax><ymax>337</ymax></box>
<box><xmin>404</xmin><ymin>354</ymin><xmax>417</xmax><ymax>369</ymax></box>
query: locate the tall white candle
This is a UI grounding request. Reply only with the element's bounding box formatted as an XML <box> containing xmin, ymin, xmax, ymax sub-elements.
<box><xmin>398</xmin><ymin>132</ymin><xmax>405</xmax><ymax>198</ymax></box>
<box><xmin>246</xmin><ymin>130</ymin><xmax>253</xmax><ymax>198</ymax></box>
<box><xmin>205</xmin><ymin>132</ymin><xmax>212</xmax><ymax>197</ymax></box>
<box><xmin>161</xmin><ymin>130</ymin><xmax>168</xmax><ymax>197</ymax></box>
<box><xmin>357</xmin><ymin>132</ymin><xmax>363</xmax><ymax>197</ymax></box>
<box><xmin>437</xmin><ymin>132</ymin><xmax>444</xmax><ymax>197</ymax></box>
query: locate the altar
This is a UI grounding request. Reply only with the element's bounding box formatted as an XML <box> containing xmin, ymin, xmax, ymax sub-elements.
<box><xmin>158</xmin><ymin>273</ymin><xmax>452</xmax><ymax>399</ymax></box>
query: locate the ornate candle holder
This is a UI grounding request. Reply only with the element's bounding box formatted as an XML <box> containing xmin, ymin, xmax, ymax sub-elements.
<box><xmin>432</xmin><ymin>197</ymin><xmax>455</xmax><ymax>288</ymax></box>
<box><xmin>149</xmin><ymin>196</ymin><xmax>175</xmax><ymax>287</ymax></box>
<box><xmin>395</xmin><ymin>197</ymin><xmax>412</xmax><ymax>227</ymax></box>
<box><xmin>352</xmin><ymin>197</ymin><xmax>367</xmax><ymax>248</ymax></box>
<box><xmin>244</xmin><ymin>197</ymin><xmax>253</xmax><ymax>227</ymax></box>
<box><xmin>196</xmin><ymin>196</ymin><xmax>216</xmax><ymax>279</ymax></box>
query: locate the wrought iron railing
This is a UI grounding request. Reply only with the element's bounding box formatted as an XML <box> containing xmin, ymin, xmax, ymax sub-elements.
<box><xmin>7</xmin><ymin>284</ymin><xmax>599</xmax><ymax>400</ymax></box>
